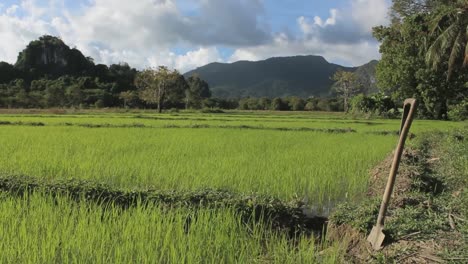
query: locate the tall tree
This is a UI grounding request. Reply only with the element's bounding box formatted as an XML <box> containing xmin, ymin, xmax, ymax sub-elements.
<box><xmin>373</xmin><ymin>1</ymin><xmax>468</xmax><ymax>119</ymax></box>
<box><xmin>119</xmin><ymin>91</ymin><xmax>138</xmax><ymax>108</ymax></box>
<box><xmin>135</xmin><ymin>66</ymin><xmax>184</xmax><ymax>113</ymax></box>
<box><xmin>332</xmin><ymin>70</ymin><xmax>361</xmax><ymax>112</ymax></box>
<box><xmin>426</xmin><ymin>1</ymin><xmax>468</xmax><ymax>80</ymax></box>
<box><xmin>186</xmin><ymin>74</ymin><xmax>211</xmax><ymax>109</ymax></box>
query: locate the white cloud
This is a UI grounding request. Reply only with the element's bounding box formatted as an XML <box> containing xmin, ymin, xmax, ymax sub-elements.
<box><xmin>0</xmin><ymin>0</ymin><xmax>390</xmax><ymax>71</ymax></box>
<box><xmin>146</xmin><ymin>47</ymin><xmax>222</xmax><ymax>73</ymax></box>
<box><xmin>173</xmin><ymin>47</ymin><xmax>222</xmax><ymax>72</ymax></box>
<box><xmin>229</xmin><ymin>38</ymin><xmax>381</xmax><ymax>67</ymax></box>
<box><xmin>313</xmin><ymin>9</ymin><xmax>338</xmax><ymax>27</ymax></box>
<box><xmin>5</xmin><ymin>5</ymin><xmax>19</xmax><ymax>15</ymax></box>
<box><xmin>351</xmin><ymin>0</ymin><xmax>390</xmax><ymax>33</ymax></box>
<box><xmin>230</xmin><ymin>0</ymin><xmax>389</xmax><ymax>66</ymax></box>
<box><xmin>0</xmin><ymin>2</ymin><xmax>51</xmax><ymax>63</ymax></box>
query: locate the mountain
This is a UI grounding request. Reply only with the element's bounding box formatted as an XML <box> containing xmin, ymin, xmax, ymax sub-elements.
<box><xmin>354</xmin><ymin>60</ymin><xmax>379</xmax><ymax>94</ymax></box>
<box><xmin>184</xmin><ymin>55</ymin><xmax>377</xmax><ymax>98</ymax></box>
<box><xmin>2</xmin><ymin>35</ymin><xmax>378</xmax><ymax>100</ymax></box>
<box><xmin>14</xmin><ymin>35</ymin><xmax>94</xmax><ymax>79</ymax></box>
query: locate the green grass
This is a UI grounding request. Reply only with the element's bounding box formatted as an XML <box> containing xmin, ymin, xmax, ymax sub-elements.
<box><xmin>0</xmin><ymin>192</ymin><xmax>345</xmax><ymax>263</ymax></box>
<box><xmin>0</xmin><ymin>126</ymin><xmax>396</xmax><ymax>204</ymax></box>
<box><xmin>0</xmin><ymin>111</ymin><xmax>463</xmax><ymax>134</ymax></box>
<box><xmin>0</xmin><ymin>111</ymin><xmax>464</xmax><ymax>262</ymax></box>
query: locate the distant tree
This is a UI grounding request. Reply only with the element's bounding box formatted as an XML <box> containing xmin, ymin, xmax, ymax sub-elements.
<box><xmin>135</xmin><ymin>66</ymin><xmax>184</xmax><ymax>113</ymax></box>
<box><xmin>332</xmin><ymin>70</ymin><xmax>361</xmax><ymax>112</ymax></box>
<box><xmin>119</xmin><ymin>90</ymin><xmax>138</xmax><ymax>108</ymax></box>
<box><xmin>45</xmin><ymin>82</ymin><xmax>65</xmax><ymax>107</ymax></box>
<box><xmin>258</xmin><ymin>97</ymin><xmax>271</xmax><ymax>110</ymax></box>
<box><xmin>0</xmin><ymin>62</ymin><xmax>20</xmax><ymax>84</ymax></box>
<box><xmin>108</xmin><ymin>63</ymin><xmax>138</xmax><ymax>93</ymax></box>
<box><xmin>304</xmin><ymin>101</ymin><xmax>315</xmax><ymax>111</ymax></box>
<box><xmin>271</xmin><ymin>97</ymin><xmax>286</xmax><ymax>111</ymax></box>
<box><xmin>186</xmin><ymin>74</ymin><xmax>211</xmax><ymax>109</ymax></box>
<box><xmin>202</xmin><ymin>98</ymin><xmax>218</xmax><ymax>108</ymax></box>
<box><xmin>288</xmin><ymin>96</ymin><xmax>306</xmax><ymax>111</ymax></box>
<box><xmin>247</xmin><ymin>97</ymin><xmax>260</xmax><ymax>110</ymax></box>
<box><xmin>238</xmin><ymin>98</ymin><xmax>250</xmax><ymax>110</ymax></box>
<box><xmin>66</xmin><ymin>84</ymin><xmax>83</xmax><ymax>107</ymax></box>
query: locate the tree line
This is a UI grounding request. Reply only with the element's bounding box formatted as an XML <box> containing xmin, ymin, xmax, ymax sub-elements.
<box><xmin>373</xmin><ymin>0</ymin><xmax>468</xmax><ymax>120</ymax></box>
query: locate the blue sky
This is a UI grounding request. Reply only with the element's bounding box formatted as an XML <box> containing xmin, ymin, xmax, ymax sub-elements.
<box><xmin>0</xmin><ymin>0</ymin><xmax>391</xmax><ymax>72</ymax></box>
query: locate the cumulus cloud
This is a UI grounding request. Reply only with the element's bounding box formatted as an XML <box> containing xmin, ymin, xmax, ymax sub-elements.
<box><xmin>230</xmin><ymin>0</ymin><xmax>390</xmax><ymax>66</ymax></box>
<box><xmin>0</xmin><ymin>1</ymin><xmax>51</xmax><ymax>63</ymax></box>
<box><xmin>0</xmin><ymin>0</ymin><xmax>389</xmax><ymax>71</ymax></box>
<box><xmin>54</xmin><ymin>0</ymin><xmax>267</xmax><ymax>53</ymax></box>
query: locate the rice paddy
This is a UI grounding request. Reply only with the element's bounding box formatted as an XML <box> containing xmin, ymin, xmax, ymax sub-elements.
<box><xmin>0</xmin><ymin>110</ymin><xmax>464</xmax><ymax>262</ymax></box>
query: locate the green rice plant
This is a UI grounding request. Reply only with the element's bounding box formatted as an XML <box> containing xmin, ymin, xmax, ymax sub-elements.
<box><xmin>0</xmin><ymin>192</ymin><xmax>342</xmax><ymax>263</ymax></box>
<box><xmin>0</xmin><ymin>126</ymin><xmax>395</xmax><ymax>204</ymax></box>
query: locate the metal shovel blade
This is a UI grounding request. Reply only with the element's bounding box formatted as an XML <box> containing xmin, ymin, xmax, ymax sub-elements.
<box><xmin>367</xmin><ymin>225</ymin><xmax>385</xmax><ymax>250</ymax></box>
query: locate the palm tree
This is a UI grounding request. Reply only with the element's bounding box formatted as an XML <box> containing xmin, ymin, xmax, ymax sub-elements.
<box><xmin>426</xmin><ymin>1</ymin><xmax>468</xmax><ymax>80</ymax></box>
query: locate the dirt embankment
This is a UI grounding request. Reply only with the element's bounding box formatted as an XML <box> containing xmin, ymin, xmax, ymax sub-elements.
<box><xmin>329</xmin><ymin>130</ymin><xmax>467</xmax><ymax>263</ymax></box>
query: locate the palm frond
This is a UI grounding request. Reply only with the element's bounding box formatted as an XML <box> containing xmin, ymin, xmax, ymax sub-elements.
<box><xmin>464</xmin><ymin>25</ymin><xmax>468</xmax><ymax>67</ymax></box>
<box><xmin>448</xmin><ymin>31</ymin><xmax>465</xmax><ymax>80</ymax></box>
<box><xmin>426</xmin><ymin>24</ymin><xmax>459</xmax><ymax>70</ymax></box>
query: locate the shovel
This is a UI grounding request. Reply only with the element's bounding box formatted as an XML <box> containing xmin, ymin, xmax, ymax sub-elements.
<box><xmin>367</xmin><ymin>98</ymin><xmax>417</xmax><ymax>250</ymax></box>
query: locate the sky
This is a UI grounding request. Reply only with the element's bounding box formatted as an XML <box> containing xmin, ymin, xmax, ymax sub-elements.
<box><xmin>0</xmin><ymin>0</ymin><xmax>391</xmax><ymax>73</ymax></box>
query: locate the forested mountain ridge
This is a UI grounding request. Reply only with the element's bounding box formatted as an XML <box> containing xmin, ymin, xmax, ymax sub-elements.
<box><xmin>0</xmin><ymin>35</ymin><xmax>377</xmax><ymax>109</ymax></box>
<box><xmin>14</xmin><ymin>35</ymin><xmax>94</xmax><ymax>78</ymax></box>
<box><xmin>0</xmin><ymin>36</ymin><xmax>139</xmax><ymax>108</ymax></box>
<box><xmin>184</xmin><ymin>56</ymin><xmax>378</xmax><ymax>98</ymax></box>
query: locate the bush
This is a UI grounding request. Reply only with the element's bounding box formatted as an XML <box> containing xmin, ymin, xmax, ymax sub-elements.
<box><xmin>94</xmin><ymin>99</ymin><xmax>104</xmax><ymax>108</ymax></box>
<box><xmin>448</xmin><ymin>100</ymin><xmax>468</xmax><ymax>121</ymax></box>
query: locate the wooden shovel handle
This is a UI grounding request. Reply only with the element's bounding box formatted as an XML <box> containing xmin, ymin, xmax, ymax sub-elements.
<box><xmin>376</xmin><ymin>98</ymin><xmax>417</xmax><ymax>226</ymax></box>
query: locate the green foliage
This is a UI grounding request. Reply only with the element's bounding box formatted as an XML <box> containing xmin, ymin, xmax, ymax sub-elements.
<box><xmin>135</xmin><ymin>66</ymin><xmax>188</xmax><ymax>112</ymax></box>
<box><xmin>15</xmin><ymin>35</ymin><xmax>94</xmax><ymax>78</ymax></box>
<box><xmin>425</xmin><ymin>1</ymin><xmax>468</xmax><ymax>80</ymax></box>
<box><xmin>288</xmin><ymin>96</ymin><xmax>306</xmax><ymax>111</ymax></box>
<box><xmin>448</xmin><ymin>99</ymin><xmax>468</xmax><ymax>120</ymax></box>
<box><xmin>329</xmin><ymin>198</ymin><xmax>381</xmax><ymax>232</ymax></box>
<box><xmin>118</xmin><ymin>90</ymin><xmax>139</xmax><ymax>108</ymax></box>
<box><xmin>186</xmin><ymin>74</ymin><xmax>211</xmax><ymax>109</ymax></box>
<box><xmin>350</xmin><ymin>93</ymin><xmax>397</xmax><ymax>117</ymax></box>
<box><xmin>270</xmin><ymin>97</ymin><xmax>287</xmax><ymax>110</ymax></box>
<box><xmin>374</xmin><ymin>1</ymin><xmax>468</xmax><ymax>119</ymax></box>
<box><xmin>332</xmin><ymin>70</ymin><xmax>361</xmax><ymax>112</ymax></box>
<box><xmin>0</xmin><ymin>36</ymin><xmax>141</xmax><ymax>109</ymax></box>
<box><xmin>0</xmin><ymin>62</ymin><xmax>21</xmax><ymax>84</ymax></box>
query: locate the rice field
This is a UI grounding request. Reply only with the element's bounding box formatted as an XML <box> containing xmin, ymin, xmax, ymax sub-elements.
<box><xmin>0</xmin><ymin>192</ymin><xmax>349</xmax><ymax>264</ymax></box>
<box><xmin>0</xmin><ymin>110</ymin><xmax>464</xmax><ymax>262</ymax></box>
